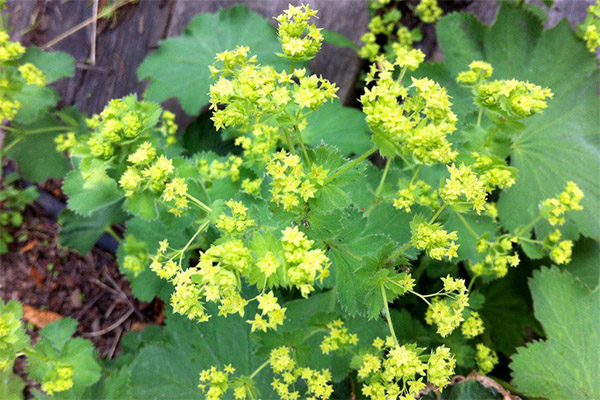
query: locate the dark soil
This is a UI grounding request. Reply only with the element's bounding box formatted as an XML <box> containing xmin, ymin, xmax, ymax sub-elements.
<box><xmin>0</xmin><ymin>194</ymin><xmax>163</xmax><ymax>396</ymax></box>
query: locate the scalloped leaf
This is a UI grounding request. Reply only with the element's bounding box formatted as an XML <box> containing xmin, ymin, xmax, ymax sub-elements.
<box><xmin>510</xmin><ymin>267</ymin><xmax>599</xmax><ymax>399</ymax></box>
<box><xmin>63</xmin><ymin>170</ymin><xmax>124</xmax><ymax>216</ymax></box>
<box><xmin>138</xmin><ymin>5</ymin><xmax>290</xmax><ymax>115</ymax></box>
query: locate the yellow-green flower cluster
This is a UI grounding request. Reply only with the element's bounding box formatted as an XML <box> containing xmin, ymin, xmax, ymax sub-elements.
<box><xmin>425</xmin><ymin>276</ymin><xmax>469</xmax><ymax>337</ymax></box>
<box><xmin>198</xmin><ymin>155</ymin><xmax>243</xmax><ymax>183</ymax></box>
<box><xmin>0</xmin><ymin>301</ymin><xmax>28</xmax><ymax>371</ymax></box>
<box><xmin>41</xmin><ymin>365</ymin><xmax>74</xmax><ymax>395</ymax></box>
<box><xmin>161</xmin><ymin>110</ymin><xmax>178</xmax><ymax>145</ymax></box>
<box><xmin>579</xmin><ymin>0</ymin><xmax>600</xmax><ymax>52</ymax></box>
<box><xmin>544</xmin><ymin>230</ymin><xmax>573</xmax><ymax>265</ymax></box>
<box><xmin>461</xmin><ymin>311</ymin><xmax>485</xmax><ymax>339</ymax></box>
<box><xmin>270</xmin><ymin>347</ymin><xmax>334</xmax><ymax>400</ymax></box>
<box><xmin>198</xmin><ymin>364</ymin><xmax>235</xmax><ymax>400</ymax></box>
<box><xmin>426</xmin><ymin>345</ymin><xmax>456</xmax><ymax>390</ymax></box>
<box><xmin>18</xmin><ymin>63</ymin><xmax>46</xmax><ymax>86</ymax></box>
<box><xmin>440</xmin><ymin>163</ymin><xmax>487</xmax><ymax>214</ymax></box>
<box><xmin>475</xmin><ymin>343</ymin><xmax>498</xmax><ymax>375</ymax></box>
<box><xmin>281</xmin><ymin>226</ymin><xmax>330</xmax><ymax>297</ymax></box>
<box><xmin>247</xmin><ymin>291</ymin><xmax>287</xmax><ymax>332</ymax></box>
<box><xmin>359</xmin><ymin>9</ymin><xmax>403</xmax><ymax>61</ymax></box>
<box><xmin>361</xmin><ymin>60</ymin><xmax>458</xmax><ymax>163</ymax></box>
<box><xmin>54</xmin><ymin>132</ymin><xmax>78</xmax><ymax>152</ymax></box>
<box><xmin>85</xmin><ymin>98</ymin><xmax>150</xmax><ymax>158</ymax></box>
<box><xmin>393</xmin><ymin>179</ymin><xmax>439</xmax><ymax>213</ymax></box>
<box><xmin>122</xmin><ymin>235</ymin><xmax>149</xmax><ymax>277</ymax></box>
<box><xmin>541</xmin><ymin>181</ymin><xmax>584</xmax><ymax>226</ymax></box>
<box><xmin>266</xmin><ymin>150</ymin><xmax>329</xmax><ymax>211</ymax></box>
<box><xmin>470</xmin><ymin>152</ymin><xmax>517</xmax><ymax>192</ymax></box>
<box><xmin>456</xmin><ymin>61</ymin><xmax>493</xmax><ymax>86</ymax></box>
<box><xmin>0</xmin><ymin>97</ymin><xmax>20</xmax><ymax>121</ymax></box>
<box><xmin>275</xmin><ymin>4</ymin><xmax>323</xmax><ymax>61</ymax></box>
<box><xmin>415</xmin><ymin>0</ymin><xmax>443</xmax><ymax>23</ymax></box>
<box><xmin>119</xmin><ymin>142</ymin><xmax>190</xmax><ymax>215</ymax></box>
<box><xmin>410</xmin><ymin>218</ymin><xmax>459</xmax><ymax>261</ymax></box>
<box><xmin>241</xmin><ymin>178</ymin><xmax>262</xmax><ymax>196</ymax></box>
<box><xmin>0</xmin><ymin>30</ymin><xmax>25</xmax><ymax>62</ymax></box>
<box><xmin>457</xmin><ymin>60</ymin><xmax>553</xmax><ymax>120</ymax></box>
<box><xmin>320</xmin><ymin>319</ymin><xmax>359</xmax><ymax>354</ymax></box>
<box><xmin>358</xmin><ymin>337</ymin><xmax>454</xmax><ymax>399</ymax></box>
<box><xmin>209</xmin><ymin>46</ymin><xmax>336</xmax><ymax>133</ymax></box>
<box><xmin>471</xmin><ymin>235</ymin><xmax>519</xmax><ymax>278</ymax></box>
<box><xmin>235</xmin><ymin>124</ymin><xmax>282</xmax><ymax>165</ymax></box>
<box><xmin>216</xmin><ymin>200</ymin><xmax>256</xmax><ymax>235</ymax></box>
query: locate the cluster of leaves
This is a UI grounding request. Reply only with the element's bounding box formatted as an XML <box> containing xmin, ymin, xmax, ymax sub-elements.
<box><xmin>1</xmin><ymin>2</ymin><xmax>598</xmax><ymax>400</ymax></box>
<box><xmin>0</xmin><ymin>301</ymin><xmax>101</xmax><ymax>399</ymax></box>
<box><xmin>0</xmin><ymin>172</ymin><xmax>37</xmax><ymax>254</ymax></box>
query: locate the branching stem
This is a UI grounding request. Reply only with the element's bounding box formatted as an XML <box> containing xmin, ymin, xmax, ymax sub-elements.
<box><xmin>324</xmin><ymin>145</ymin><xmax>378</xmax><ymax>185</ymax></box>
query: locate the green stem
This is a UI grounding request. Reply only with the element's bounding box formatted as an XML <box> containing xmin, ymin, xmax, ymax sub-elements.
<box><xmin>518</xmin><ymin>215</ymin><xmax>543</xmax><ymax>236</ymax></box>
<box><xmin>467</xmin><ymin>276</ymin><xmax>477</xmax><ymax>292</ymax></box>
<box><xmin>409</xmin><ymin>164</ymin><xmax>422</xmax><ymax>186</ymax></box>
<box><xmin>184</xmin><ymin>193</ymin><xmax>212</xmax><ymax>213</ymax></box>
<box><xmin>324</xmin><ymin>145</ymin><xmax>378</xmax><ymax>185</ymax></box>
<box><xmin>385</xmin><ymin>242</ymin><xmax>412</xmax><ymax>264</ymax></box>
<box><xmin>408</xmin><ymin>290</ymin><xmax>432</xmax><ymax>306</ymax></box>
<box><xmin>484</xmin><ymin>124</ymin><xmax>501</xmax><ymax>146</ymax></box>
<box><xmin>2</xmin><ymin>137</ymin><xmax>23</xmax><ymax>154</ymax></box>
<box><xmin>516</xmin><ymin>237</ymin><xmax>544</xmax><ymax>245</ymax></box>
<box><xmin>396</xmin><ymin>66</ymin><xmax>408</xmax><ymax>84</ymax></box>
<box><xmin>477</xmin><ymin>108</ymin><xmax>483</xmax><ymax>127</ymax></box>
<box><xmin>283</xmin><ymin>129</ymin><xmax>297</xmax><ymax>156</ymax></box>
<box><xmin>455</xmin><ymin>210</ymin><xmax>480</xmax><ymax>240</ymax></box>
<box><xmin>365</xmin><ymin>158</ymin><xmax>391</xmax><ymax>216</ymax></box>
<box><xmin>293</xmin><ymin>126</ymin><xmax>311</xmax><ymax>167</ymax></box>
<box><xmin>289</xmin><ymin>60</ymin><xmax>297</xmax><ymax>74</ymax></box>
<box><xmin>428</xmin><ymin>203</ymin><xmax>448</xmax><ymax>225</ymax></box>
<box><xmin>326</xmin><ymin>241</ymin><xmax>362</xmax><ymax>262</ymax></box>
<box><xmin>381</xmin><ymin>284</ymin><xmax>398</xmax><ymax>346</ymax></box>
<box><xmin>105</xmin><ymin>226</ymin><xmax>122</xmax><ymax>242</ymax></box>
<box><xmin>178</xmin><ymin>220</ymin><xmax>210</xmax><ymax>265</ymax></box>
<box><xmin>249</xmin><ymin>360</ymin><xmax>270</xmax><ymax>380</ymax></box>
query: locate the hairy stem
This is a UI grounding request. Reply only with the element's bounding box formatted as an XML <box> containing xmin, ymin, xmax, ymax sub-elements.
<box><xmin>381</xmin><ymin>284</ymin><xmax>399</xmax><ymax>346</ymax></box>
<box><xmin>365</xmin><ymin>158</ymin><xmax>391</xmax><ymax>216</ymax></box>
<box><xmin>249</xmin><ymin>360</ymin><xmax>270</xmax><ymax>380</ymax></box>
<box><xmin>184</xmin><ymin>193</ymin><xmax>212</xmax><ymax>213</ymax></box>
<box><xmin>293</xmin><ymin>126</ymin><xmax>311</xmax><ymax>167</ymax></box>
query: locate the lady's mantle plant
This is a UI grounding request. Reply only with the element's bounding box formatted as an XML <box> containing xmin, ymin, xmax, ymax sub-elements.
<box><xmin>1</xmin><ymin>2</ymin><xmax>597</xmax><ymax>399</ymax></box>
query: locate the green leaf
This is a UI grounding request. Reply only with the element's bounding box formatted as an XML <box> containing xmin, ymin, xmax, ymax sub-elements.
<box><xmin>99</xmin><ymin>308</ymin><xmax>274</xmax><ymax>399</ymax></box>
<box><xmin>138</xmin><ymin>5</ymin><xmax>290</xmax><ymax>115</ymax></box>
<box><xmin>303</xmin><ymin>99</ymin><xmax>371</xmax><ymax>156</ymax></box>
<box><xmin>321</xmin><ymin>29</ymin><xmax>359</xmax><ymax>50</ymax></box>
<box><xmin>27</xmin><ymin>318</ymin><xmax>101</xmax><ymax>398</ymax></box>
<box><xmin>419</xmin><ymin>5</ymin><xmax>600</xmax><ymax>240</ymax></box>
<box><xmin>422</xmin><ymin>379</ymin><xmax>502</xmax><ymax>400</ymax></box>
<box><xmin>479</xmin><ymin>266</ymin><xmax>538</xmax><ymax>355</ymax></box>
<box><xmin>58</xmin><ymin>202</ymin><xmax>129</xmax><ymax>254</ymax></box>
<box><xmin>124</xmin><ymin>190</ymin><xmax>158</xmax><ymax>220</ymax></box>
<box><xmin>13</xmin><ymin>85</ymin><xmax>58</xmax><ymax>125</ymax></box>
<box><xmin>4</xmin><ymin>116</ymin><xmax>73</xmax><ymax>182</ymax></box>
<box><xmin>20</xmin><ymin>47</ymin><xmax>75</xmax><ymax>84</ymax></box>
<box><xmin>569</xmin><ymin>238</ymin><xmax>600</xmax><ymax>292</ymax></box>
<box><xmin>0</xmin><ymin>370</ymin><xmax>25</xmax><ymax>400</ymax></box>
<box><xmin>63</xmin><ymin>170</ymin><xmax>124</xmax><ymax>216</ymax></box>
<box><xmin>510</xmin><ymin>267</ymin><xmax>600</xmax><ymax>399</ymax></box>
